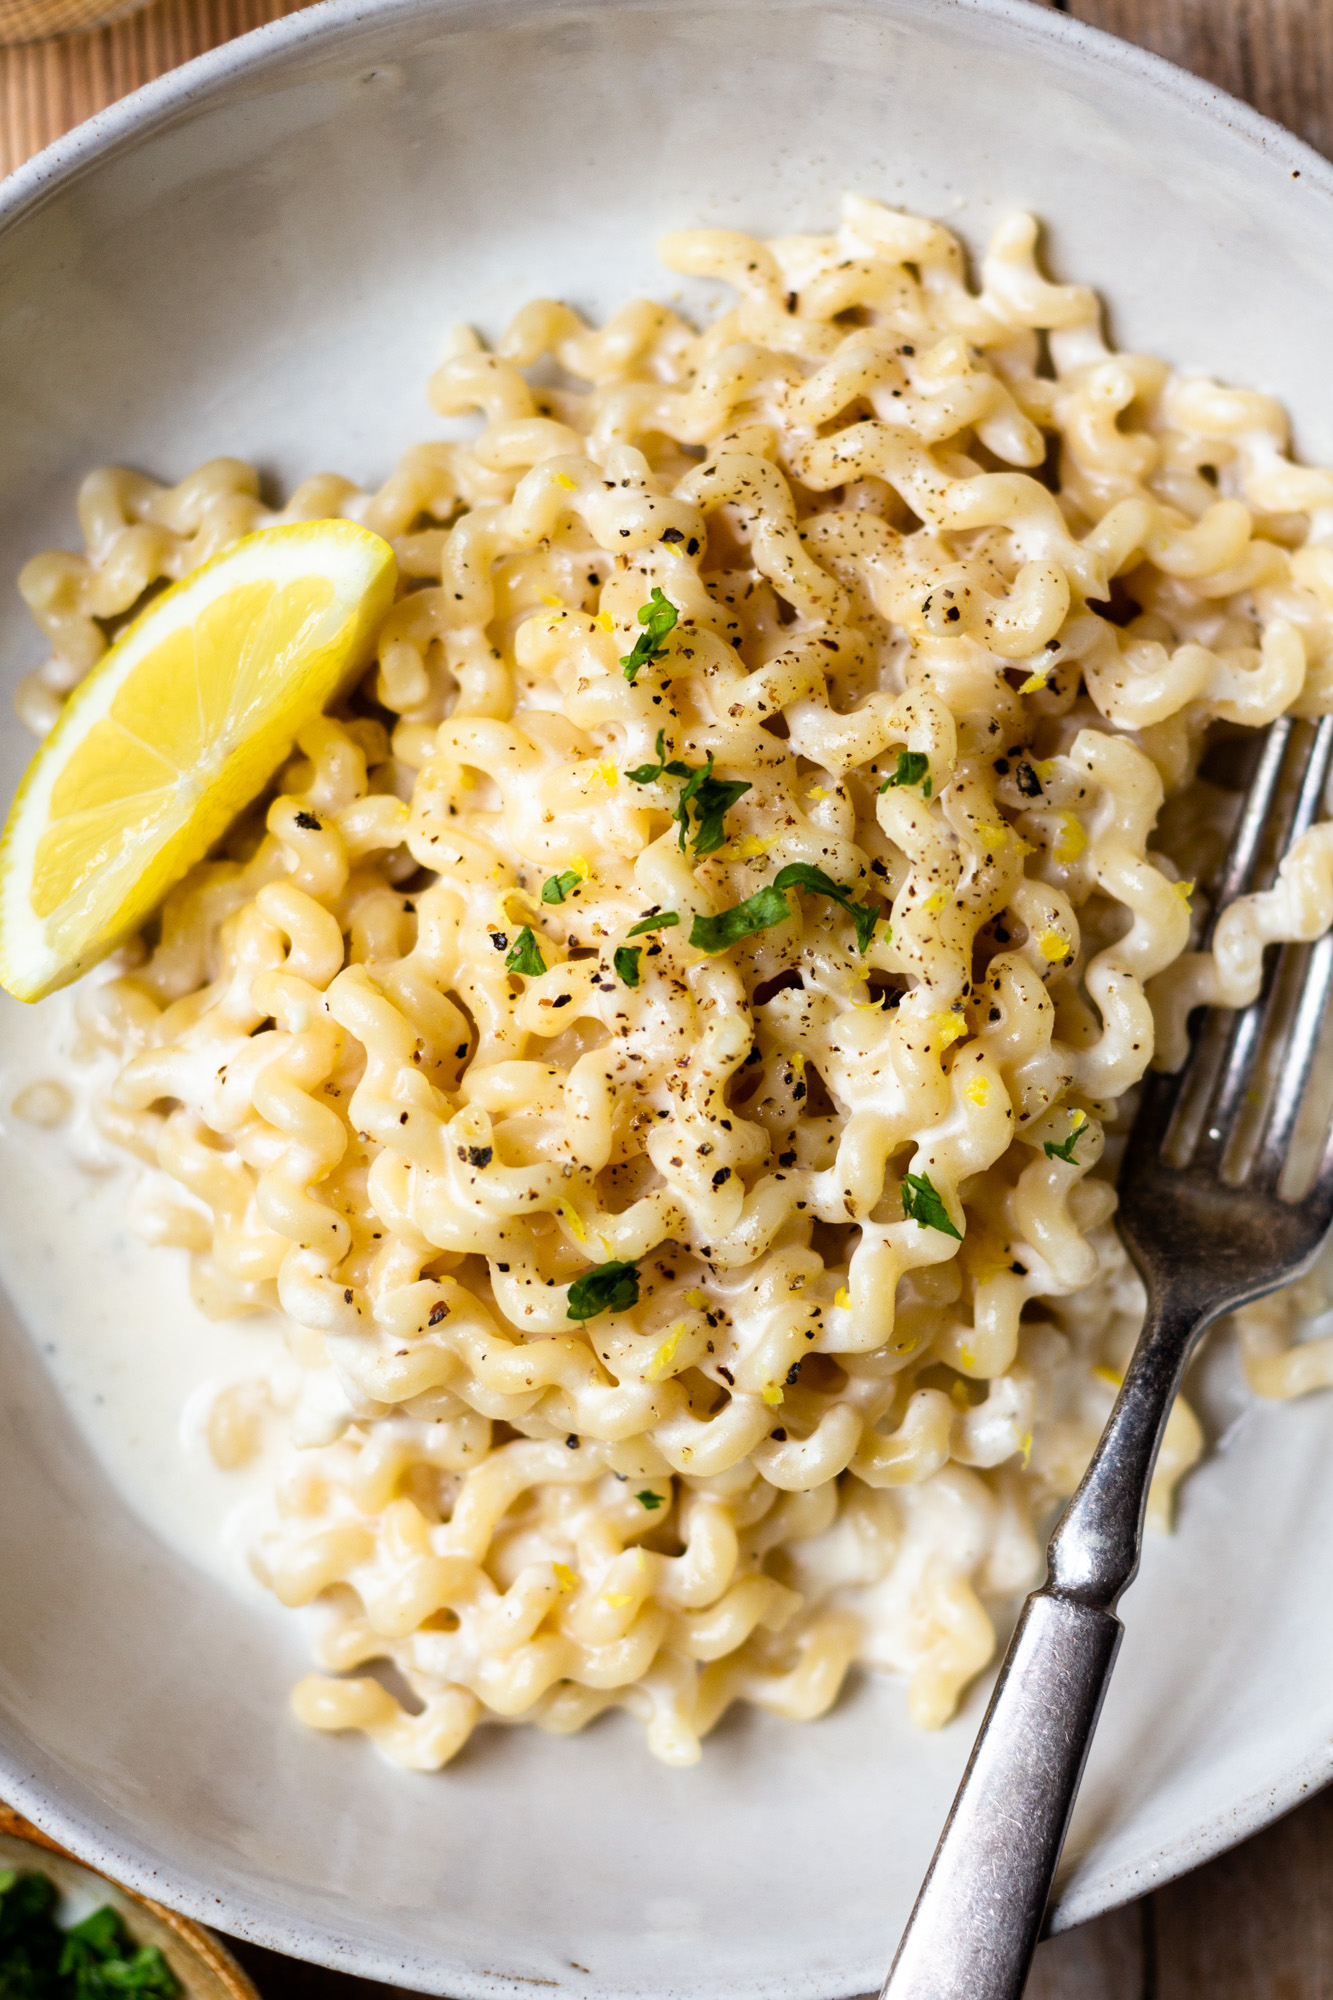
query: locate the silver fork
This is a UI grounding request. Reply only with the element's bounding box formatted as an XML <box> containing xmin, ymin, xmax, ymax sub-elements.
<box><xmin>880</xmin><ymin>711</ymin><xmax>1333</xmax><ymax>2000</ymax></box>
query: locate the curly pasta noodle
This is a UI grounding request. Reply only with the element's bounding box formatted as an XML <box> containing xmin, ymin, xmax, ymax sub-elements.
<box><xmin>22</xmin><ymin>195</ymin><xmax>1333</xmax><ymax>1768</ymax></box>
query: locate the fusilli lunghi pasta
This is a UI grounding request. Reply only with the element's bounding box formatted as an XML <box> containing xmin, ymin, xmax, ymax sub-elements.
<box><xmin>21</xmin><ymin>195</ymin><xmax>1333</xmax><ymax>1767</ymax></box>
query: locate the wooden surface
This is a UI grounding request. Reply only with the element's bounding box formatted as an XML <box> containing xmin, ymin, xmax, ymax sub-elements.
<box><xmin>6</xmin><ymin>0</ymin><xmax>1333</xmax><ymax>1994</ymax></box>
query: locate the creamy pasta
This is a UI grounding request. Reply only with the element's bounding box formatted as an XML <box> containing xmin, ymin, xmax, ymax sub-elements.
<box><xmin>16</xmin><ymin>195</ymin><xmax>1333</xmax><ymax>1770</ymax></box>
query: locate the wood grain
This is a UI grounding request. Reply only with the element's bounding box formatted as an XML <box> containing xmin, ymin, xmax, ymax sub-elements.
<box><xmin>6</xmin><ymin>3</ymin><xmax>1333</xmax><ymax>1998</ymax></box>
<box><xmin>1066</xmin><ymin>0</ymin><xmax>1333</xmax><ymax>162</ymax></box>
<box><xmin>0</xmin><ymin>0</ymin><xmax>313</xmax><ymax>177</ymax></box>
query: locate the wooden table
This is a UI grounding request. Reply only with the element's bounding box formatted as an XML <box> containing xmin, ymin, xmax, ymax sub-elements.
<box><xmin>5</xmin><ymin>1</ymin><xmax>1333</xmax><ymax>1993</ymax></box>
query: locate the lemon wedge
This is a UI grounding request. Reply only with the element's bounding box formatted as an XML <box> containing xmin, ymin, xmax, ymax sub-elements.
<box><xmin>0</xmin><ymin>520</ymin><xmax>396</xmax><ymax>1001</ymax></box>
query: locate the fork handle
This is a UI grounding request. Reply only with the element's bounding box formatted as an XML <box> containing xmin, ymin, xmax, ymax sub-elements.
<box><xmin>879</xmin><ymin>1589</ymin><xmax>1121</xmax><ymax>1999</ymax></box>
<box><xmin>882</xmin><ymin>1287</ymin><xmax>1217</xmax><ymax>2000</ymax></box>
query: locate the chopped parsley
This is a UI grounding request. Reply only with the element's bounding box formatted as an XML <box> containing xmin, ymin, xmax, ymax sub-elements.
<box><xmin>626</xmin><ymin>732</ymin><xmax>750</xmax><ymax>854</ymax></box>
<box><xmin>614</xmin><ymin>946</ymin><xmax>642</xmax><ymax>986</ymax></box>
<box><xmin>620</xmin><ymin>588</ymin><xmax>678</xmax><ymax>683</ymax></box>
<box><xmin>0</xmin><ymin>1868</ymin><xmax>180</xmax><ymax>2000</ymax></box>
<box><xmin>879</xmin><ymin>749</ymin><xmax>932</xmax><ymax>797</ymax></box>
<box><xmin>635</xmin><ymin>1489</ymin><xmax>665</xmax><ymax>1510</ymax></box>
<box><xmin>626</xmin><ymin>730</ymin><xmax>685</xmax><ymax>785</ymax></box>
<box><xmin>541</xmin><ymin>869</ymin><xmax>582</xmax><ymax>905</ymax></box>
<box><xmin>1044</xmin><ymin>1111</ymin><xmax>1088</xmax><ymax>1164</ymax></box>
<box><xmin>567</xmin><ymin>1259</ymin><xmax>641</xmax><ymax>1321</ymax></box>
<box><xmin>689</xmin><ymin>884</ymin><xmax>792</xmax><ymax>954</ymax></box>
<box><xmin>677</xmin><ymin>763</ymin><xmax>750</xmax><ymax>855</ymax></box>
<box><xmin>626</xmin><ymin>910</ymin><xmax>680</xmax><ymax>938</ymax></box>
<box><xmin>505</xmin><ymin>927</ymin><xmax>546</xmax><ymax>976</ymax></box>
<box><xmin>773</xmin><ymin>863</ymin><xmax>882</xmax><ymax>954</ymax></box>
<box><xmin>901</xmin><ymin>1170</ymin><xmax>963</xmax><ymax>1239</ymax></box>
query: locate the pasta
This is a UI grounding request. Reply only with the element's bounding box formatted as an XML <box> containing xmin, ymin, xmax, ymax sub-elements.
<box><xmin>16</xmin><ymin>194</ymin><xmax>1333</xmax><ymax>1769</ymax></box>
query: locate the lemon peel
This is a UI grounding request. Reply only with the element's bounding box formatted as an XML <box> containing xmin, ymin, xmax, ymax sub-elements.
<box><xmin>966</xmin><ymin>1075</ymin><xmax>990</xmax><ymax>1107</ymax></box>
<box><xmin>1038</xmin><ymin>929</ymin><xmax>1071</xmax><ymax>962</ymax></box>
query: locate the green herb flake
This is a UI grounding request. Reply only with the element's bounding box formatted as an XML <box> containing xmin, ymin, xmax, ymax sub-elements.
<box><xmin>635</xmin><ymin>1489</ymin><xmax>665</xmax><ymax>1510</ymax></box>
<box><xmin>689</xmin><ymin>884</ymin><xmax>793</xmax><ymax>955</ymax></box>
<box><xmin>620</xmin><ymin>588</ymin><xmax>679</xmax><ymax>684</ymax></box>
<box><xmin>567</xmin><ymin>1259</ymin><xmax>641</xmax><ymax>1321</ymax></box>
<box><xmin>879</xmin><ymin>750</ymin><xmax>932</xmax><ymax>797</ymax></box>
<box><xmin>541</xmin><ymin>869</ymin><xmax>583</xmax><ymax>905</ymax></box>
<box><xmin>505</xmin><ymin>926</ymin><xmax>546</xmax><ymax>976</ymax></box>
<box><xmin>773</xmin><ymin>862</ymin><xmax>882</xmax><ymax>954</ymax></box>
<box><xmin>901</xmin><ymin>1170</ymin><xmax>963</xmax><ymax>1239</ymax></box>
<box><xmin>678</xmin><ymin>765</ymin><xmax>751</xmax><ymax>855</ymax></box>
<box><xmin>627</xmin><ymin>734</ymin><xmax>750</xmax><ymax>853</ymax></box>
<box><xmin>626</xmin><ymin>910</ymin><xmax>680</xmax><ymax>938</ymax></box>
<box><xmin>1044</xmin><ymin>1111</ymin><xmax>1088</xmax><ymax>1164</ymax></box>
<box><xmin>613</xmin><ymin>946</ymin><xmax>642</xmax><ymax>987</ymax></box>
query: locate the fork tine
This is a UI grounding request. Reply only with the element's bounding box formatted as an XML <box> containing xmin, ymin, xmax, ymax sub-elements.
<box><xmin>1252</xmin><ymin>931</ymin><xmax>1333</xmax><ymax>1189</ymax></box>
<box><xmin>1179</xmin><ymin>715</ymin><xmax>1333</xmax><ymax>1172</ymax></box>
<box><xmin>1206</xmin><ymin>714</ymin><xmax>1295</xmax><ymax>926</ymax></box>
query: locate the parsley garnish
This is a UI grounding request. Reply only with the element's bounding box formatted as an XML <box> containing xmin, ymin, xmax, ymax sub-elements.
<box><xmin>567</xmin><ymin>1259</ymin><xmax>641</xmax><ymax>1321</ymax></box>
<box><xmin>626</xmin><ymin>910</ymin><xmax>680</xmax><ymax>938</ymax></box>
<box><xmin>505</xmin><ymin>927</ymin><xmax>546</xmax><ymax>976</ymax></box>
<box><xmin>0</xmin><ymin>1868</ymin><xmax>180</xmax><ymax>2000</ymax></box>
<box><xmin>1044</xmin><ymin>1112</ymin><xmax>1088</xmax><ymax>1164</ymax></box>
<box><xmin>626</xmin><ymin>730</ymin><xmax>684</xmax><ymax>785</ymax></box>
<box><xmin>626</xmin><ymin>732</ymin><xmax>750</xmax><ymax>853</ymax></box>
<box><xmin>620</xmin><ymin>589</ymin><xmax>678</xmax><ymax>683</ymax></box>
<box><xmin>541</xmin><ymin>869</ymin><xmax>582</xmax><ymax>905</ymax></box>
<box><xmin>635</xmin><ymin>1489</ymin><xmax>665</xmax><ymax>1510</ymax></box>
<box><xmin>614</xmin><ymin>946</ymin><xmax>642</xmax><ymax>986</ymax></box>
<box><xmin>879</xmin><ymin>750</ymin><xmax>932</xmax><ymax>797</ymax></box>
<box><xmin>901</xmin><ymin>1170</ymin><xmax>963</xmax><ymax>1239</ymax></box>
<box><xmin>690</xmin><ymin>884</ymin><xmax>792</xmax><ymax>954</ymax></box>
<box><xmin>678</xmin><ymin>763</ymin><xmax>751</xmax><ymax>855</ymax></box>
<box><xmin>773</xmin><ymin>863</ymin><xmax>882</xmax><ymax>954</ymax></box>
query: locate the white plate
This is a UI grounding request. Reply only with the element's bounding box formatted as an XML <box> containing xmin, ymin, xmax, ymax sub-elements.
<box><xmin>2</xmin><ymin>2</ymin><xmax>1333</xmax><ymax>1994</ymax></box>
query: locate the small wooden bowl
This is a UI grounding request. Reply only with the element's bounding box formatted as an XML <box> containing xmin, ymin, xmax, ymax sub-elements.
<box><xmin>0</xmin><ymin>1806</ymin><xmax>260</xmax><ymax>2000</ymax></box>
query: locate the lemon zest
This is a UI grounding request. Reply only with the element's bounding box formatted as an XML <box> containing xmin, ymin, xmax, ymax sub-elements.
<box><xmin>1174</xmin><ymin>877</ymin><xmax>1195</xmax><ymax>904</ymax></box>
<box><xmin>834</xmin><ymin>1286</ymin><xmax>852</xmax><ymax>1310</ymax></box>
<box><xmin>554</xmin><ymin>473</ymin><xmax>577</xmax><ymax>491</ymax></box>
<box><xmin>603</xmin><ymin>1591</ymin><xmax>633</xmax><ymax>1608</ymax></box>
<box><xmin>558</xmin><ymin>1198</ymin><xmax>588</xmax><ymax>1246</ymax></box>
<box><xmin>1039</xmin><ymin>929</ymin><xmax>1071</xmax><ymax>963</ymax></box>
<box><xmin>807</xmin><ymin>785</ymin><xmax>831</xmax><ymax>802</ymax></box>
<box><xmin>1054</xmin><ymin>813</ymin><xmax>1088</xmax><ymax>865</ymax></box>
<box><xmin>1093</xmin><ymin>1365</ymin><xmax>1123</xmax><ymax>1388</ymax></box>
<box><xmin>950</xmin><ymin>1379</ymin><xmax>971</xmax><ymax>1411</ymax></box>
<box><xmin>1034</xmin><ymin>759</ymin><xmax>1057</xmax><ymax>781</ymax></box>
<box><xmin>761</xmin><ymin>1383</ymin><xmax>784</xmax><ymax>1406</ymax></box>
<box><xmin>684</xmin><ymin>1288</ymin><xmax>706</xmax><ymax>1310</ymax></box>
<box><xmin>1018</xmin><ymin>670</ymin><xmax>1050</xmax><ymax>695</ymax></box>
<box><xmin>646</xmin><ymin>1322</ymin><xmax>685</xmax><ymax>1382</ymax></box>
<box><xmin>1019</xmin><ymin>1431</ymin><xmax>1033</xmax><ymax>1469</ymax></box>
<box><xmin>595</xmin><ymin>610</ymin><xmax>614</xmax><ymax>633</ymax></box>
<box><xmin>966</xmin><ymin>1075</ymin><xmax>990</xmax><ymax>1107</ymax></box>
<box><xmin>959</xmin><ymin>1344</ymin><xmax>976</xmax><ymax>1370</ymax></box>
<box><xmin>932</xmin><ymin>1010</ymin><xmax>968</xmax><ymax>1053</ymax></box>
<box><xmin>553</xmin><ymin>1562</ymin><xmax>578</xmax><ymax>1593</ymax></box>
<box><xmin>541</xmin><ymin>593</ymin><xmax>564</xmax><ymax>608</ymax></box>
<box><xmin>976</xmin><ymin>823</ymin><xmax>1008</xmax><ymax>852</ymax></box>
<box><xmin>923</xmin><ymin>889</ymin><xmax>949</xmax><ymax>915</ymax></box>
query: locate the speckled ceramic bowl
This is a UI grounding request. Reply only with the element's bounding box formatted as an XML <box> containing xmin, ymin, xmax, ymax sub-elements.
<box><xmin>3</xmin><ymin>2</ymin><xmax>1333</xmax><ymax>1995</ymax></box>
